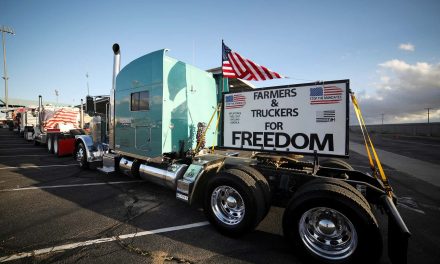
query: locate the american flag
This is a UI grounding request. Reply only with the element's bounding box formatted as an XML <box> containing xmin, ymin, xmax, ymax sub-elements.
<box><xmin>222</xmin><ymin>41</ymin><xmax>284</xmax><ymax>81</ymax></box>
<box><xmin>310</xmin><ymin>86</ymin><xmax>343</xmax><ymax>105</ymax></box>
<box><xmin>316</xmin><ymin>110</ymin><xmax>336</xmax><ymax>122</ymax></box>
<box><xmin>225</xmin><ymin>94</ymin><xmax>246</xmax><ymax>109</ymax></box>
<box><xmin>44</xmin><ymin>108</ymin><xmax>79</xmax><ymax>129</ymax></box>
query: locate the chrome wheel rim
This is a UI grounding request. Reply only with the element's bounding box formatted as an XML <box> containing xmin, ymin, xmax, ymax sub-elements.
<box><xmin>299</xmin><ymin>207</ymin><xmax>357</xmax><ymax>260</ymax></box>
<box><xmin>76</xmin><ymin>147</ymin><xmax>84</xmax><ymax>165</ymax></box>
<box><xmin>211</xmin><ymin>185</ymin><xmax>245</xmax><ymax>225</ymax></box>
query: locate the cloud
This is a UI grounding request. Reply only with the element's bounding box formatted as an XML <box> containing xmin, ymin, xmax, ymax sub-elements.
<box><xmin>353</xmin><ymin>59</ymin><xmax>440</xmax><ymax>124</ymax></box>
<box><xmin>399</xmin><ymin>43</ymin><xmax>415</xmax><ymax>52</ymax></box>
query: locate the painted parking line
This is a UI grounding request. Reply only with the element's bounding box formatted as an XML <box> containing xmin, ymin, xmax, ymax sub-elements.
<box><xmin>0</xmin><ymin>164</ymin><xmax>78</xmax><ymax>170</ymax></box>
<box><xmin>0</xmin><ymin>180</ymin><xmax>146</xmax><ymax>192</ymax></box>
<box><xmin>0</xmin><ymin>147</ymin><xmax>45</xmax><ymax>150</ymax></box>
<box><xmin>0</xmin><ymin>145</ymin><xmax>36</xmax><ymax>147</ymax></box>
<box><xmin>0</xmin><ymin>221</ymin><xmax>210</xmax><ymax>262</ymax></box>
<box><xmin>0</xmin><ymin>144</ymin><xmax>35</xmax><ymax>146</ymax></box>
<box><xmin>0</xmin><ymin>141</ymin><xmax>29</xmax><ymax>143</ymax></box>
<box><xmin>0</xmin><ymin>142</ymin><xmax>33</xmax><ymax>144</ymax></box>
<box><xmin>0</xmin><ymin>154</ymin><xmax>52</xmax><ymax>158</ymax></box>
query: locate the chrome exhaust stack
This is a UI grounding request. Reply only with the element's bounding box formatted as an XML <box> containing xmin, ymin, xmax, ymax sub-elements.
<box><xmin>38</xmin><ymin>95</ymin><xmax>43</xmax><ymax>129</ymax></box>
<box><xmin>80</xmin><ymin>99</ymin><xmax>84</xmax><ymax>129</ymax></box>
<box><xmin>109</xmin><ymin>43</ymin><xmax>120</xmax><ymax>150</ymax></box>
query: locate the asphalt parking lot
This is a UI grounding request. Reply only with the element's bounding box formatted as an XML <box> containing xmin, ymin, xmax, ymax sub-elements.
<box><xmin>1</xmin><ymin>128</ymin><xmax>439</xmax><ymax>264</ymax></box>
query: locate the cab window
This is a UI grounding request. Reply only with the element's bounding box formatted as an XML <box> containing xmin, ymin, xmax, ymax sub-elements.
<box><xmin>131</xmin><ymin>91</ymin><xmax>149</xmax><ymax>111</ymax></box>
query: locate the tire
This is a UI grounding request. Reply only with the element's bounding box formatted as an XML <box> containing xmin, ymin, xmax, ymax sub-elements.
<box><xmin>76</xmin><ymin>142</ymin><xmax>89</xmax><ymax>169</ymax></box>
<box><xmin>204</xmin><ymin>169</ymin><xmax>266</xmax><ymax>236</ymax></box>
<box><xmin>53</xmin><ymin>135</ymin><xmax>59</xmax><ymax>157</ymax></box>
<box><xmin>305</xmin><ymin>178</ymin><xmax>370</xmax><ymax>209</ymax></box>
<box><xmin>231</xmin><ymin>165</ymin><xmax>271</xmax><ymax>217</ymax></box>
<box><xmin>25</xmin><ymin>130</ymin><xmax>31</xmax><ymax>141</ymax></box>
<box><xmin>283</xmin><ymin>182</ymin><xmax>382</xmax><ymax>264</ymax></box>
<box><xmin>34</xmin><ymin>140</ymin><xmax>40</xmax><ymax>146</ymax></box>
<box><xmin>114</xmin><ymin>156</ymin><xmax>122</xmax><ymax>172</ymax></box>
<box><xmin>320</xmin><ymin>158</ymin><xmax>354</xmax><ymax>170</ymax></box>
<box><xmin>47</xmin><ymin>134</ymin><xmax>54</xmax><ymax>154</ymax></box>
<box><xmin>69</xmin><ymin>129</ymin><xmax>85</xmax><ymax>136</ymax></box>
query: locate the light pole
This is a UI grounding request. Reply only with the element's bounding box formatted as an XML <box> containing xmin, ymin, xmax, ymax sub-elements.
<box><xmin>1</xmin><ymin>26</ymin><xmax>15</xmax><ymax>111</ymax></box>
<box><xmin>424</xmin><ymin>108</ymin><xmax>431</xmax><ymax>124</ymax></box>
<box><xmin>86</xmin><ymin>72</ymin><xmax>90</xmax><ymax>95</ymax></box>
<box><xmin>55</xmin><ymin>89</ymin><xmax>59</xmax><ymax>105</ymax></box>
<box><xmin>381</xmin><ymin>113</ymin><xmax>384</xmax><ymax>133</ymax></box>
<box><xmin>425</xmin><ymin>108</ymin><xmax>432</xmax><ymax>136</ymax></box>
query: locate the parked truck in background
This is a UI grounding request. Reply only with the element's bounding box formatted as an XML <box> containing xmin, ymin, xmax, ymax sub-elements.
<box><xmin>33</xmin><ymin>95</ymin><xmax>85</xmax><ymax>157</ymax></box>
<box><xmin>74</xmin><ymin>44</ymin><xmax>410</xmax><ymax>264</ymax></box>
<box><xmin>14</xmin><ymin>106</ymin><xmax>39</xmax><ymax>140</ymax></box>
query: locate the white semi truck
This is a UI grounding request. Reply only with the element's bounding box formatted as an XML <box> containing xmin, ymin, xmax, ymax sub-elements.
<box><xmin>14</xmin><ymin>106</ymin><xmax>39</xmax><ymax>140</ymax></box>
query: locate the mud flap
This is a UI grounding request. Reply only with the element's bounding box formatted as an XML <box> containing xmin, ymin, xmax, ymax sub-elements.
<box><xmin>382</xmin><ymin>195</ymin><xmax>411</xmax><ymax>264</ymax></box>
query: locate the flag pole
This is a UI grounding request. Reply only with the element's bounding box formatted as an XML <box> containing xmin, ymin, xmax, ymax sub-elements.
<box><xmin>221</xmin><ymin>39</ymin><xmax>224</xmax><ymax>92</ymax></box>
<box><xmin>220</xmin><ymin>40</ymin><xmax>225</xmax><ymax>147</ymax></box>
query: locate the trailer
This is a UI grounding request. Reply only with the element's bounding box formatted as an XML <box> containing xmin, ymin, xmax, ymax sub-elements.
<box><xmin>74</xmin><ymin>44</ymin><xmax>410</xmax><ymax>264</ymax></box>
<box><xmin>33</xmin><ymin>96</ymin><xmax>85</xmax><ymax>157</ymax></box>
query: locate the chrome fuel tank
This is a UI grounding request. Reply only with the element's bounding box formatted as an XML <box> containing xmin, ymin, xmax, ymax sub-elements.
<box><xmin>119</xmin><ymin>157</ymin><xmax>134</xmax><ymax>177</ymax></box>
<box><xmin>139</xmin><ymin>163</ymin><xmax>188</xmax><ymax>190</ymax></box>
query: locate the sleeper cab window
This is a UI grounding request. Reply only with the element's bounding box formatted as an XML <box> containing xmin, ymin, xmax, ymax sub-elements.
<box><xmin>131</xmin><ymin>91</ymin><xmax>149</xmax><ymax>111</ymax></box>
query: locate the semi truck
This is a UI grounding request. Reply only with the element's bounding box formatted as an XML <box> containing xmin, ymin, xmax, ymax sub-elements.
<box><xmin>14</xmin><ymin>106</ymin><xmax>39</xmax><ymax>140</ymax></box>
<box><xmin>74</xmin><ymin>44</ymin><xmax>410</xmax><ymax>264</ymax></box>
<box><xmin>33</xmin><ymin>96</ymin><xmax>85</xmax><ymax>157</ymax></box>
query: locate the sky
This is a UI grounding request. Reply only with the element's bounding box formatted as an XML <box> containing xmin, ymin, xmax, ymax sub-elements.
<box><xmin>1</xmin><ymin>0</ymin><xmax>439</xmax><ymax>124</ymax></box>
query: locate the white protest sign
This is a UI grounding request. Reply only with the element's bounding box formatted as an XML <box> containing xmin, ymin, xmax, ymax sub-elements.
<box><xmin>223</xmin><ymin>80</ymin><xmax>349</xmax><ymax>156</ymax></box>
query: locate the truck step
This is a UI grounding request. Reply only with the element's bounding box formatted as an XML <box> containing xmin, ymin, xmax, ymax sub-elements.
<box><xmin>97</xmin><ymin>166</ymin><xmax>116</xmax><ymax>174</ymax></box>
<box><xmin>98</xmin><ymin>152</ymin><xmax>118</xmax><ymax>174</ymax></box>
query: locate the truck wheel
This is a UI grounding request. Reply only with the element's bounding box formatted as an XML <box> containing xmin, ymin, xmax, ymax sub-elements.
<box><xmin>24</xmin><ymin>129</ymin><xmax>30</xmax><ymax>141</ymax></box>
<box><xmin>305</xmin><ymin>178</ymin><xmax>370</xmax><ymax>209</ymax></box>
<box><xmin>69</xmin><ymin>129</ymin><xmax>85</xmax><ymax>136</ymax></box>
<box><xmin>53</xmin><ymin>135</ymin><xmax>59</xmax><ymax>157</ymax></box>
<box><xmin>114</xmin><ymin>156</ymin><xmax>122</xmax><ymax>172</ymax></box>
<box><xmin>204</xmin><ymin>169</ymin><xmax>265</xmax><ymax>237</ymax></box>
<box><xmin>283</xmin><ymin>182</ymin><xmax>382</xmax><ymax>264</ymax></box>
<box><xmin>47</xmin><ymin>135</ymin><xmax>54</xmax><ymax>153</ymax></box>
<box><xmin>231</xmin><ymin>165</ymin><xmax>271</xmax><ymax>217</ymax></box>
<box><xmin>76</xmin><ymin>143</ymin><xmax>89</xmax><ymax>169</ymax></box>
<box><xmin>320</xmin><ymin>158</ymin><xmax>354</xmax><ymax>170</ymax></box>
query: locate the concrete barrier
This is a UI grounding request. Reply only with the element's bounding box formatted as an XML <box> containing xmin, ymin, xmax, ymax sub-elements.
<box><xmin>350</xmin><ymin>122</ymin><xmax>440</xmax><ymax>137</ymax></box>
